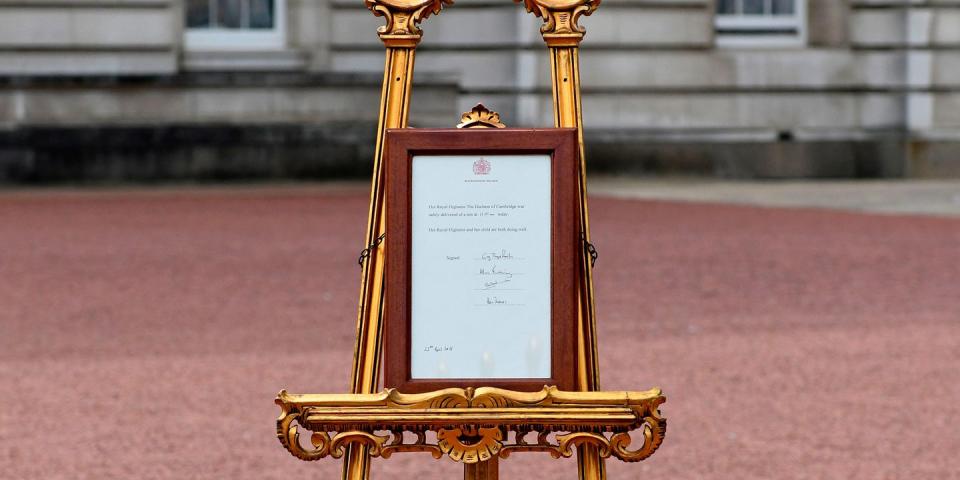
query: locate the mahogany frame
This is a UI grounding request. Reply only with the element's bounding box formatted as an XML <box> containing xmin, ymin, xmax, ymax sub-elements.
<box><xmin>384</xmin><ymin>128</ymin><xmax>579</xmax><ymax>393</ymax></box>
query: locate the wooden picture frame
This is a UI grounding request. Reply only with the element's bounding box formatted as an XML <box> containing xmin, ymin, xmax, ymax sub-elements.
<box><xmin>384</xmin><ymin>128</ymin><xmax>579</xmax><ymax>393</ymax></box>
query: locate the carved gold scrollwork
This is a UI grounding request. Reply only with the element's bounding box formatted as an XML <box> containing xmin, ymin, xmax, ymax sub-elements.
<box><xmin>276</xmin><ymin>398</ymin><xmax>327</xmax><ymax>461</ymax></box>
<box><xmin>386</xmin><ymin>387</ymin><xmax>470</xmax><ymax>409</ymax></box>
<box><xmin>555</xmin><ymin>432</ymin><xmax>612</xmax><ymax>459</ymax></box>
<box><xmin>515</xmin><ymin>0</ymin><xmax>600</xmax><ymax>41</ymax></box>
<box><xmin>610</xmin><ymin>413</ymin><xmax>667</xmax><ymax>462</ymax></box>
<box><xmin>329</xmin><ymin>431</ymin><xmax>390</xmax><ymax>458</ymax></box>
<box><xmin>382</xmin><ymin>431</ymin><xmax>444</xmax><ymax>459</ymax></box>
<box><xmin>365</xmin><ymin>0</ymin><xmax>454</xmax><ymax>41</ymax></box>
<box><xmin>275</xmin><ymin>386</ymin><xmax>666</xmax><ymax>465</ymax></box>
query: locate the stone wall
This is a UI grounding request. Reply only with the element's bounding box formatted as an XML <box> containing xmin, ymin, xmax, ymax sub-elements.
<box><xmin>0</xmin><ymin>0</ymin><xmax>957</xmax><ymax>182</ymax></box>
<box><xmin>326</xmin><ymin>0</ymin><xmax>960</xmax><ymax>178</ymax></box>
<box><xmin>0</xmin><ymin>0</ymin><xmax>179</xmax><ymax>75</ymax></box>
<box><xmin>0</xmin><ymin>72</ymin><xmax>459</xmax><ymax>183</ymax></box>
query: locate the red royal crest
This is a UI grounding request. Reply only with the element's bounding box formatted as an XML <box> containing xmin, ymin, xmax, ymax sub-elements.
<box><xmin>473</xmin><ymin>158</ymin><xmax>491</xmax><ymax>175</ymax></box>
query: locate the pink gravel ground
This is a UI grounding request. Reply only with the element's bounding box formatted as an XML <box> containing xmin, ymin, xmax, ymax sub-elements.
<box><xmin>1</xmin><ymin>184</ymin><xmax>958</xmax><ymax>479</ymax></box>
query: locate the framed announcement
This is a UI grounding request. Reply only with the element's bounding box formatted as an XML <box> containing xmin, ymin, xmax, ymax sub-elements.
<box><xmin>384</xmin><ymin>128</ymin><xmax>579</xmax><ymax>393</ymax></box>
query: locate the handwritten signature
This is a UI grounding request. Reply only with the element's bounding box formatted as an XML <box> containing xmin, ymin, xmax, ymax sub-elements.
<box><xmin>481</xmin><ymin>249</ymin><xmax>514</xmax><ymax>261</ymax></box>
<box><xmin>479</xmin><ymin>265</ymin><xmax>514</xmax><ymax>279</ymax></box>
<box><xmin>482</xmin><ymin>278</ymin><xmax>511</xmax><ymax>289</ymax></box>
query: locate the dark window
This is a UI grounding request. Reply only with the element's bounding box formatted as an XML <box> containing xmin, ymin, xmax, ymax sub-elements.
<box><xmin>186</xmin><ymin>0</ymin><xmax>275</xmax><ymax>30</ymax></box>
<box><xmin>716</xmin><ymin>0</ymin><xmax>797</xmax><ymax>16</ymax></box>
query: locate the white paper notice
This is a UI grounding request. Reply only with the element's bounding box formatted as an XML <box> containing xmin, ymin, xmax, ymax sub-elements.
<box><xmin>410</xmin><ymin>154</ymin><xmax>551</xmax><ymax>380</ymax></box>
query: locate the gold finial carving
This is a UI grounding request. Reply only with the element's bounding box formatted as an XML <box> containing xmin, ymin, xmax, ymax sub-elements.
<box><xmin>365</xmin><ymin>0</ymin><xmax>453</xmax><ymax>45</ymax></box>
<box><xmin>457</xmin><ymin>104</ymin><xmax>507</xmax><ymax>129</ymax></box>
<box><xmin>515</xmin><ymin>0</ymin><xmax>600</xmax><ymax>45</ymax></box>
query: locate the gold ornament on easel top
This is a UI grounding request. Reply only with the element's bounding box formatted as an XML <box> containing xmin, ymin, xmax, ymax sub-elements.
<box><xmin>457</xmin><ymin>104</ymin><xmax>507</xmax><ymax>129</ymax></box>
<box><xmin>365</xmin><ymin>0</ymin><xmax>453</xmax><ymax>42</ymax></box>
<box><xmin>518</xmin><ymin>0</ymin><xmax>601</xmax><ymax>39</ymax></box>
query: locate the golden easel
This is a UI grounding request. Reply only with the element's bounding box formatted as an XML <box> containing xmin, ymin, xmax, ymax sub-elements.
<box><xmin>274</xmin><ymin>1</ymin><xmax>666</xmax><ymax>479</ymax></box>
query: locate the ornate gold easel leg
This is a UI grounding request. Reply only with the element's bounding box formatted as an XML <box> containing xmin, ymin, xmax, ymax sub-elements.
<box><xmin>554</xmin><ymin>45</ymin><xmax>604</xmax><ymax>480</ymax></box>
<box><xmin>346</xmin><ymin>2</ymin><xmax>451</xmax><ymax>479</ymax></box>
<box><xmin>515</xmin><ymin>1</ymin><xmax>604</xmax><ymax>479</ymax></box>
<box><xmin>342</xmin><ymin>47</ymin><xmax>413</xmax><ymax>480</ymax></box>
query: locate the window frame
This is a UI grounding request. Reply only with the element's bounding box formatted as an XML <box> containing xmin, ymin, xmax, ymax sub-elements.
<box><xmin>715</xmin><ymin>0</ymin><xmax>807</xmax><ymax>48</ymax></box>
<box><xmin>184</xmin><ymin>0</ymin><xmax>287</xmax><ymax>51</ymax></box>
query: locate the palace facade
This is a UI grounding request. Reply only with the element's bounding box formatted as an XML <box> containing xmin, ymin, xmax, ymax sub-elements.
<box><xmin>0</xmin><ymin>1</ymin><xmax>957</xmax><ymax>181</ymax></box>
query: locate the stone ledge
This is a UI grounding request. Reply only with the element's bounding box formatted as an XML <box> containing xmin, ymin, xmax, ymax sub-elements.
<box><xmin>2</xmin><ymin>124</ymin><xmax>953</xmax><ymax>183</ymax></box>
<box><xmin>0</xmin><ymin>123</ymin><xmax>379</xmax><ymax>183</ymax></box>
<box><xmin>0</xmin><ymin>70</ymin><xmax>458</xmax><ymax>89</ymax></box>
<box><xmin>584</xmin><ymin>133</ymin><xmax>913</xmax><ymax>179</ymax></box>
